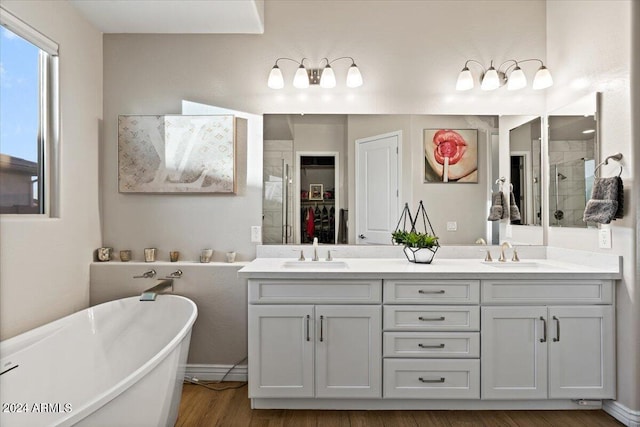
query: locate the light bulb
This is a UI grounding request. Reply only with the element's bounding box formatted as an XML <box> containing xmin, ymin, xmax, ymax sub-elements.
<box><xmin>346</xmin><ymin>64</ymin><xmax>363</xmax><ymax>88</ymax></box>
<box><xmin>320</xmin><ymin>65</ymin><xmax>336</xmax><ymax>88</ymax></box>
<box><xmin>507</xmin><ymin>66</ymin><xmax>527</xmax><ymax>91</ymax></box>
<box><xmin>532</xmin><ymin>65</ymin><xmax>553</xmax><ymax>90</ymax></box>
<box><xmin>481</xmin><ymin>66</ymin><xmax>500</xmax><ymax>91</ymax></box>
<box><xmin>267</xmin><ymin>65</ymin><xmax>284</xmax><ymax>89</ymax></box>
<box><xmin>293</xmin><ymin>64</ymin><xmax>309</xmax><ymax>88</ymax></box>
<box><xmin>455</xmin><ymin>67</ymin><xmax>474</xmax><ymax>91</ymax></box>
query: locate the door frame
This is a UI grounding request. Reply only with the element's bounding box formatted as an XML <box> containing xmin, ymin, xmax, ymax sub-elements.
<box><xmin>295</xmin><ymin>151</ymin><xmax>340</xmax><ymax>244</ymax></box>
<box><xmin>354</xmin><ymin>131</ymin><xmax>402</xmax><ymax>244</ymax></box>
<box><xmin>510</xmin><ymin>150</ymin><xmax>532</xmax><ymax>224</ymax></box>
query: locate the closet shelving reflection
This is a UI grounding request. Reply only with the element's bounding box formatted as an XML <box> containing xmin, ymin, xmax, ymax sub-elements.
<box><xmin>299</xmin><ymin>155</ymin><xmax>336</xmax><ymax>244</ymax></box>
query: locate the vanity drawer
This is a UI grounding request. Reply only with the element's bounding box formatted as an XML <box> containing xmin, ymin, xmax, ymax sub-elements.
<box><xmin>384</xmin><ymin>359</ymin><xmax>480</xmax><ymax>399</ymax></box>
<box><xmin>482</xmin><ymin>280</ymin><xmax>613</xmax><ymax>304</ymax></box>
<box><xmin>248</xmin><ymin>279</ymin><xmax>382</xmax><ymax>304</ymax></box>
<box><xmin>383</xmin><ymin>332</ymin><xmax>479</xmax><ymax>358</ymax></box>
<box><xmin>384</xmin><ymin>306</ymin><xmax>480</xmax><ymax>331</ymax></box>
<box><xmin>384</xmin><ymin>280</ymin><xmax>479</xmax><ymax>304</ymax></box>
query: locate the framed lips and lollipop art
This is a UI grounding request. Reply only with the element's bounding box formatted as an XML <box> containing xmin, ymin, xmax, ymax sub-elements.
<box><xmin>424</xmin><ymin>129</ymin><xmax>478</xmax><ymax>183</ymax></box>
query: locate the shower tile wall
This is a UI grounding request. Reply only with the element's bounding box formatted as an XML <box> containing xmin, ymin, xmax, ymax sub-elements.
<box><xmin>549</xmin><ymin>139</ymin><xmax>595</xmax><ymax>227</ymax></box>
<box><xmin>263</xmin><ymin>140</ymin><xmax>294</xmax><ymax>244</ymax></box>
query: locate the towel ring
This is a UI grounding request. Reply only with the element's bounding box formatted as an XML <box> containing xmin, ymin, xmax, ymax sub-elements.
<box><xmin>594</xmin><ymin>153</ymin><xmax>623</xmax><ymax>177</ymax></box>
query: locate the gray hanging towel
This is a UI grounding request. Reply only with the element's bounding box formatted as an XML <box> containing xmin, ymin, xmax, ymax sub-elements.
<box><xmin>510</xmin><ymin>191</ymin><xmax>521</xmax><ymax>222</ymax></box>
<box><xmin>583</xmin><ymin>176</ymin><xmax>623</xmax><ymax>224</ymax></box>
<box><xmin>487</xmin><ymin>191</ymin><xmax>504</xmax><ymax>221</ymax></box>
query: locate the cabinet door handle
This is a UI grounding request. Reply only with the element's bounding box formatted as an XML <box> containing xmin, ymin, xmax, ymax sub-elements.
<box><xmin>418</xmin><ymin>343</ymin><xmax>445</xmax><ymax>349</ymax></box>
<box><xmin>319</xmin><ymin>315</ymin><xmax>324</xmax><ymax>342</ymax></box>
<box><xmin>419</xmin><ymin>377</ymin><xmax>445</xmax><ymax>383</ymax></box>
<box><xmin>418</xmin><ymin>316</ymin><xmax>446</xmax><ymax>321</ymax></box>
<box><xmin>305</xmin><ymin>315</ymin><xmax>310</xmax><ymax>342</ymax></box>
<box><xmin>418</xmin><ymin>289</ymin><xmax>445</xmax><ymax>294</ymax></box>
<box><xmin>540</xmin><ymin>316</ymin><xmax>547</xmax><ymax>343</ymax></box>
<box><xmin>553</xmin><ymin>316</ymin><xmax>560</xmax><ymax>342</ymax></box>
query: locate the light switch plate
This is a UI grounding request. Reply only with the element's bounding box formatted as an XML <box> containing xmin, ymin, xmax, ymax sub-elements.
<box><xmin>446</xmin><ymin>221</ymin><xmax>457</xmax><ymax>231</ymax></box>
<box><xmin>598</xmin><ymin>228</ymin><xmax>612</xmax><ymax>249</ymax></box>
<box><xmin>505</xmin><ymin>224</ymin><xmax>513</xmax><ymax>238</ymax></box>
<box><xmin>251</xmin><ymin>226</ymin><xmax>262</xmax><ymax>243</ymax></box>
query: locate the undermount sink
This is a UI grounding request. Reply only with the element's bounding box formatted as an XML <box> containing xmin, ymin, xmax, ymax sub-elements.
<box><xmin>282</xmin><ymin>260</ymin><xmax>348</xmax><ymax>269</ymax></box>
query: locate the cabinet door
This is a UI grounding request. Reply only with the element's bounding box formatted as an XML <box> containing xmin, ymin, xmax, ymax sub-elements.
<box><xmin>248</xmin><ymin>305</ymin><xmax>314</xmax><ymax>398</ymax></box>
<box><xmin>315</xmin><ymin>305</ymin><xmax>382</xmax><ymax>398</ymax></box>
<box><xmin>548</xmin><ymin>306</ymin><xmax>615</xmax><ymax>399</ymax></box>
<box><xmin>481</xmin><ymin>306</ymin><xmax>548</xmax><ymax>400</ymax></box>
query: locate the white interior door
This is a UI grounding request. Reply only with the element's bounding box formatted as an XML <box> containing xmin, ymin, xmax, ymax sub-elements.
<box><xmin>355</xmin><ymin>132</ymin><xmax>400</xmax><ymax>245</ymax></box>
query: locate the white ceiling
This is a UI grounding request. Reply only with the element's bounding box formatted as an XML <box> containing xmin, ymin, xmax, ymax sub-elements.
<box><xmin>70</xmin><ymin>0</ymin><xmax>264</xmax><ymax>34</ymax></box>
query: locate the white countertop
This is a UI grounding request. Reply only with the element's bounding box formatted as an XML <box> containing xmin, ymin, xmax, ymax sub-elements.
<box><xmin>238</xmin><ymin>257</ymin><xmax>621</xmax><ymax>280</ymax></box>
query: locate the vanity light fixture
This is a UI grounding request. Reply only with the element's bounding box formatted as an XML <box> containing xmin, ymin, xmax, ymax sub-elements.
<box><xmin>455</xmin><ymin>58</ymin><xmax>553</xmax><ymax>91</ymax></box>
<box><xmin>267</xmin><ymin>57</ymin><xmax>363</xmax><ymax>89</ymax></box>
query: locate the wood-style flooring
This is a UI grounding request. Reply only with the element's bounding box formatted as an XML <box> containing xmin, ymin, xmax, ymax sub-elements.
<box><xmin>176</xmin><ymin>383</ymin><xmax>623</xmax><ymax>427</ymax></box>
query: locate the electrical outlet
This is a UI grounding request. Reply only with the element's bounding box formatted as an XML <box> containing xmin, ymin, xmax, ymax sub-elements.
<box><xmin>446</xmin><ymin>221</ymin><xmax>457</xmax><ymax>231</ymax></box>
<box><xmin>251</xmin><ymin>226</ymin><xmax>262</xmax><ymax>243</ymax></box>
<box><xmin>505</xmin><ymin>224</ymin><xmax>513</xmax><ymax>238</ymax></box>
<box><xmin>598</xmin><ymin>228</ymin><xmax>612</xmax><ymax>249</ymax></box>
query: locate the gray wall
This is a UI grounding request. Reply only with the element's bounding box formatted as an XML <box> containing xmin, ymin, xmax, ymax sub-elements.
<box><xmin>546</xmin><ymin>0</ymin><xmax>637</xmax><ymax>412</ymax></box>
<box><xmin>90</xmin><ymin>263</ymin><xmax>247</xmax><ymax>365</ymax></box>
<box><xmin>0</xmin><ymin>1</ymin><xmax>102</xmax><ymax>340</ymax></box>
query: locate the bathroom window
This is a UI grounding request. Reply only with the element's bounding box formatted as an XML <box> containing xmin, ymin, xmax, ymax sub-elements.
<box><xmin>0</xmin><ymin>8</ymin><xmax>58</xmax><ymax>215</ymax></box>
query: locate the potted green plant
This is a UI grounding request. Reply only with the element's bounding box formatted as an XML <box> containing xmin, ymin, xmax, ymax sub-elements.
<box><xmin>392</xmin><ymin>230</ymin><xmax>439</xmax><ymax>263</ymax></box>
<box><xmin>392</xmin><ymin>202</ymin><xmax>440</xmax><ymax>264</ymax></box>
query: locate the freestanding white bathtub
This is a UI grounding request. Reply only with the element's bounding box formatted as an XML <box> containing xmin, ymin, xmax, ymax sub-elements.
<box><xmin>0</xmin><ymin>295</ymin><xmax>197</xmax><ymax>427</ymax></box>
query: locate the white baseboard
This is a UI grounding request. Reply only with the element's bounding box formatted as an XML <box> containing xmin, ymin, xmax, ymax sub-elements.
<box><xmin>185</xmin><ymin>364</ymin><xmax>248</xmax><ymax>382</ymax></box>
<box><xmin>603</xmin><ymin>400</ymin><xmax>640</xmax><ymax>427</ymax></box>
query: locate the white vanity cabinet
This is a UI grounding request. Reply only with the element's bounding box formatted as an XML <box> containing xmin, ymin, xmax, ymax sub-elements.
<box><xmin>247</xmin><ymin>279</ymin><xmax>382</xmax><ymax>399</ymax></box>
<box><xmin>382</xmin><ymin>279</ymin><xmax>481</xmax><ymax>399</ymax></box>
<box><xmin>240</xmin><ymin>257</ymin><xmax>620</xmax><ymax>410</ymax></box>
<box><xmin>481</xmin><ymin>280</ymin><xmax>615</xmax><ymax>400</ymax></box>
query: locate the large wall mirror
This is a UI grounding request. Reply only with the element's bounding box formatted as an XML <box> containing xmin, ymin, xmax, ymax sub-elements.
<box><xmin>262</xmin><ymin>114</ymin><xmax>504</xmax><ymax>246</ymax></box>
<box><xmin>547</xmin><ymin>92</ymin><xmax>599</xmax><ymax>228</ymax></box>
<box><xmin>500</xmin><ymin>115</ymin><xmax>544</xmax><ymax>246</ymax></box>
<box><xmin>509</xmin><ymin>117</ymin><xmax>542</xmax><ymax>227</ymax></box>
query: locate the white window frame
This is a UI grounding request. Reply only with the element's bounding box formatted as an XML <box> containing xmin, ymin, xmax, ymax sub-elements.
<box><xmin>0</xmin><ymin>7</ymin><xmax>59</xmax><ymax>217</ymax></box>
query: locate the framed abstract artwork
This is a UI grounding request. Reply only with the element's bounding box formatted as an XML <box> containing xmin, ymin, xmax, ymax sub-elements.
<box><xmin>118</xmin><ymin>115</ymin><xmax>236</xmax><ymax>193</ymax></box>
<box><xmin>424</xmin><ymin>128</ymin><xmax>478</xmax><ymax>183</ymax></box>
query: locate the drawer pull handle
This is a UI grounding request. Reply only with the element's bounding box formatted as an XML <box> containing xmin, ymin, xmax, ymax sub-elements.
<box><xmin>540</xmin><ymin>316</ymin><xmax>547</xmax><ymax>343</ymax></box>
<box><xmin>418</xmin><ymin>316</ymin><xmax>446</xmax><ymax>321</ymax></box>
<box><xmin>419</xmin><ymin>377</ymin><xmax>445</xmax><ymax>383</ymax></box>
<box><xmin>319</xmin><ymin>315</ymin><xmax>324</xmax><ymax>342</ymax></box>
<box><xmin>305</xmin><ymin>315</ymin><xmax>311</xmax><ymax>342</ymax></box>
<box><xmin>553</xmin><ymin>315</ymin><xmax>560</xmax><ymax>342</ymax></box>
<box><xmin>418</xmin><ymin>289</ymin><xmax>445</xmax><ymax>294</ymax></box>
<box><xmin>418</xmin><ymin>343</ymin><xmax>445</xmax><ymax>349</ymax></box>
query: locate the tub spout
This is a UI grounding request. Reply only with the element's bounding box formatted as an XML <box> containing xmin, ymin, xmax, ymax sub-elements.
<box><xmin>140</xmin><ymin>279</ymin><xmax>174</xmax><ymax>301</ymax></box>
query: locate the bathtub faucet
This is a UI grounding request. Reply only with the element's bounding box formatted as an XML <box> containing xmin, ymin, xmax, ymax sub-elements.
<box><xmin>140</xmin><ymin>279</ymin><xmax>174</xmax><ymax>302</ymax></box>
